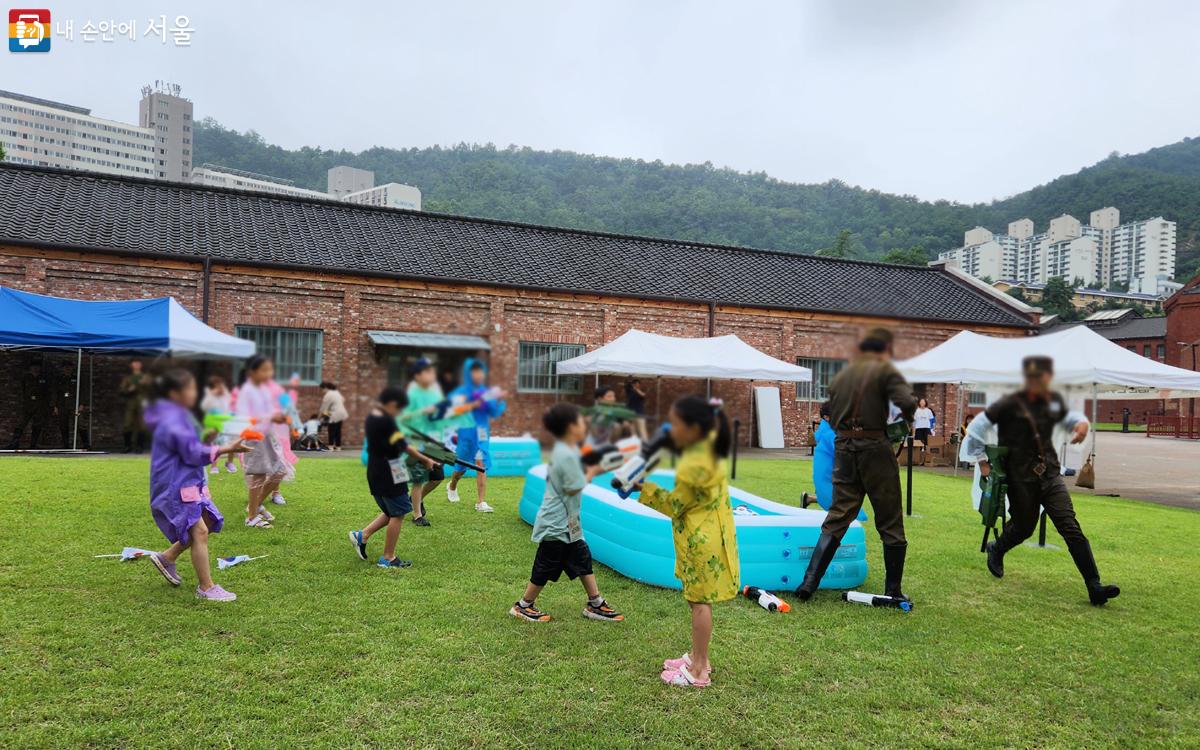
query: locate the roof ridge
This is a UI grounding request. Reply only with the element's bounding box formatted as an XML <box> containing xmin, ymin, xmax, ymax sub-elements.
<box><xmin>0</xmin><ymin>162</ymin><xmax>945</xmax><ymax>273</ymax></box>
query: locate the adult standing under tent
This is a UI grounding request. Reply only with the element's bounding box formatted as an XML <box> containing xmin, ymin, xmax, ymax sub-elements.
<box><xmin>0</xmin><ymin>286</ymin><xmax>255</xmax><ymax>452</ymax></box>
<box><xmin>120</xmin><ymin>360</ymin><xmax>151</xmax><ymax>453</ymax></box>
<box><xmin>794</xmin><ymin>327</ymin><xmax>917</xmax><ymax>603</ymax></box>
<box><xmin>962</xmin><ymin>356</ymin><xmax>1120</xmax><ymax>606</ymax></box>
<box><xmin>7</xmin><ymin>360</ymin><xmax>52</xmax><ymax>450</ymax></box>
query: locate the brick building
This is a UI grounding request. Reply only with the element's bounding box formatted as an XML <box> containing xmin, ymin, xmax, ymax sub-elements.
<box><xmin>1166</xmin><ymin>276</ymin><xmax>1200</xmax><ymax>420</ymax></box>
<box><xmin>0</xmin><ymin>164</ymin><xmax>1037</xmax><ymax>449</ymax></box>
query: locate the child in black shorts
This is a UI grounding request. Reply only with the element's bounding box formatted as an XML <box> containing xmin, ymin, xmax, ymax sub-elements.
<box><xmin>510</xmin><ymin>403</ymin><xmax>624</xmax><ymax>623</ymax></box>
<box><xmin>348</xmin><ymin>386</ymin><xmax>436</xmax><ymax>569</ymax></box>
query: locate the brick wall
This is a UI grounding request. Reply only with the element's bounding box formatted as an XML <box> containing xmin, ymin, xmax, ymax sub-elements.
<box><xmin>0</xmin><ymin>245</ymin><xmax>1029</xmax><ymax>449</ymax></box>
<box><xmin>1166</xmin><ymin>281</ymin><xmax>1200</xmax><ymax>418</ymax></box>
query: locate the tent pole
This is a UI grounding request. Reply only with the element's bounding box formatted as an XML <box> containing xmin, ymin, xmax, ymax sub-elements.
<box><xmin>87</xmin><ymin>354</ymin><xmax>94</xmax><ymax>449</ymax></box>
<box><xmin>71</xmin><ymin>348</ymin><xmax>81</xmax><ymax>451</ymax></box>
<box><xmin>953</xmin><ymin>382</ymin><xmax>964</xmax><ymax>477</ymax></box>
<box><xmin>655</xmin><ymin>378</ymin><xmax>661</xmax><ymax>431</ymax></box>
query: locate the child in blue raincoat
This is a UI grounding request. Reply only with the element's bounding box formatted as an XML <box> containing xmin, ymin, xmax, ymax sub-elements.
<box><xmin>444</xmin><ymin>358</ymin><xmax>506</xmax><ymax>513</ymax></box>
<box><xmin>806</xmin><ymin>402</ymin><xmax>867</xmax><ymax>522</ymax></box>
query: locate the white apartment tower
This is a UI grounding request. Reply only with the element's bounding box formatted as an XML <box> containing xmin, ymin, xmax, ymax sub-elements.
<box><xmin>939</xmin><ymin>206</ymin><xmax>1175</xmax><ymax>291</ymax></box>
<box><xmin>138</xmin><ymin>82</ymin><xmax>193</xmax><ymax>182</ymax></box>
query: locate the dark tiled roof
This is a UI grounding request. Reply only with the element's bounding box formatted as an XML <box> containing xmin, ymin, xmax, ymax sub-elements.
<box><xmin>1092</xmin><ymin>316</ymin><xmax>1166</xmax><ymax>341</ymax></box>
<box><xmin>0</xmin><ymin>164</ymin><xmax>1032</xmax><ymax>328</ymax></box>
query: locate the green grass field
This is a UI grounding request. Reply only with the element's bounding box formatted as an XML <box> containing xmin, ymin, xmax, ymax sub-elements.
<box><xmin>2</xmin><ymin>456</ymin><xmax>1198</xmax><ymax>749</ymax></box>
<box><xmin>1092</xmin><ymin>422</ymin><xmax>1148</xmax><ymax>433</ymax></box>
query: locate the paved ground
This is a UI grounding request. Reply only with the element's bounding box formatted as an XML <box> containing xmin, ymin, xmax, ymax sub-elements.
<box><xmin>740</xmin><ymin>432</ymin><xmax>1200</xmax><ymax>511</ymax></box>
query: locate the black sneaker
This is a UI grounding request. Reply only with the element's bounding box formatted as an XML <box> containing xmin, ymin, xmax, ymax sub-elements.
<box><xmin>509</xmin><ymin>602</ymin><xmax>551</xmax><ymax>622</ymax></box>
<box><xmin>413</xmin><ymin>515</ymin><xmax>431</xmax><ymax>527</ymax></box>
<box><xmin>583</xmin><ymin>599</ymin><xmax>625</xmax><ymax>622</ymax></box>
<box><xmin>348</xmin><ymin>530</ymin><xmax>367</xmax><ymax>561</ymax></box>
<box><xmin>377</xmin><ymin>556</ymin><xmax>413</xmax><ymax>569</ymax></box>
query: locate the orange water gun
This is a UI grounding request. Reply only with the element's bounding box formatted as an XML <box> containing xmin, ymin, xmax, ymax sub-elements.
<box><xmin>240</xmin><ymin>417</ymin><xmax>264</xmax><ymax>442</ymax></box>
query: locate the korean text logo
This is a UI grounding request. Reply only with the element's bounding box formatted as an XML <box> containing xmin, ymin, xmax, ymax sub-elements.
<box><xmin>9</xmin><ymin>8</ymin><xmax>50</xmax><ymax>52</ymax></box>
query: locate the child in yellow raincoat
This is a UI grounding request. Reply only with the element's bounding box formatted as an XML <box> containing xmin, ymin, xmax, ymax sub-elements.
<box><xmin>638</xmin><ymin>395</ymin><xmax>738</xmax><ymax>688</ymax></box>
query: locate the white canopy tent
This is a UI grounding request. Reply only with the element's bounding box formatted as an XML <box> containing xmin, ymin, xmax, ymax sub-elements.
<box><xmin>556</xmin><ymin>330</ymin><xmax>811</xmax><ymax>452</ymax></box>
<box><xmin>895</xmin><ymin>325</ymin><xmax>1200</xmax><ymax>484</ymax></box>
<box><xmin>556</xmin><ymin>329</ymin><xmax>812</xmax><ymax>382</ymax></box>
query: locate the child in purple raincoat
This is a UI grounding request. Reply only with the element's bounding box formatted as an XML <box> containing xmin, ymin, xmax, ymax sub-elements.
<box><xmin>145</xmin><ymin>369</ymin><xmax>251</xmax><ymax>602</ymax></box>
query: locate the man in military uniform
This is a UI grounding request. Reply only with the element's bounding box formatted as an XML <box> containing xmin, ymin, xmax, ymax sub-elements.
<box><xmin>7</xmin><ymin>361</ymin><xmax>52</xmax><ymax>450</ymax></box>
<box><xmin>964</xmin><ymin>355</ymin><xmax>1120</xmax><ymax>606</ymax></box>
<box><xmin>120</xmin><ymin>359</ymin><xmax>150</xmax><ymax>453</ymax></box>
<box><xmin>795</xmin><ymin>327</ymin><xmax>918</xmax><ymax>602</ymax></box>
<box><xmin>53</xmin><ymin>363</ymin><xmax>82</xmax><ymax>449</ymax></box>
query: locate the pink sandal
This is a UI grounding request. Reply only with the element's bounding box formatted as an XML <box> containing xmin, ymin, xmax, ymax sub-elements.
<box><xmin>660</xmin><ymin>665</ymin><xmax>711</xmax><ymax>688</ymax></box>
<box><xmin>663</xmin><ymin>653</ymin><xmax>715</xmax><ymax>674</ymax></box>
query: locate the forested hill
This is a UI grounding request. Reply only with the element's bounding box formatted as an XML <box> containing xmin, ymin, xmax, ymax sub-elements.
<box><xmin>193</xmin><ymin>119</ymin><xmax>1200</xmax><ymax>281</ymax></box>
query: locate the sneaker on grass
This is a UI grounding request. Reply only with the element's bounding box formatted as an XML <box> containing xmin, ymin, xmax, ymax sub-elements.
<box><xmin>446</xmin><ymin>487</ymin><xmax>461</xmax><ymax>503</ymax></box>
<box><xmin>150</xmin><ymin>552</ymin><xmax>181</xmax><ymax>586</ymax></box>
<box><xmin>271</xmin><ymin>492</ymin><xmax>286</xmax><ymax>505</ymax></box>
<box><xmin>475</xmin><ymin>501</ymin><xmax>494</xmax><ymax>513</ymax></box>
<box><xmin>583</xmin><ymin>599</ymin><xmax>625</xmax><ymax>622</ymax></box>
<box><xmin>195</xmin><ymin>584</ymin><xmax>237</xmax><ymax>602</ymax></box>
<box><xmin>509</xmin><ymin>602</ymin><xmax>551</xmax><ymax>622</ymax></box>
<box><xmin>348</xmin><ymin>530</ymin><xmax>367</xmax><ymax>561</ymax></box>
<box><xmin>377</xmin><ymin>556</ymin><xmax>413</xmax><ymax>569</ymax></box>
<box><xmin>412</xmin><ymin>515</ymin><xmax>431</xmax><ymax>527</ymax></box>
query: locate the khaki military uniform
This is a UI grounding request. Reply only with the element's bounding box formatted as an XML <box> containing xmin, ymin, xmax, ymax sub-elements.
<box><xmin>822</xmin><ymin>354</ymin><xmax>917</xmax><ymax>546</ymax></box>
<box><xmin>120</xmin><ymin>371</ymin><xmax>150</xmax><ymax>451</ymax></box>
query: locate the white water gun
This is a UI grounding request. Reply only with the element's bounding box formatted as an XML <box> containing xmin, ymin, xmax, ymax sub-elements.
<box><xmin>611</xmin><ymin>426</ymin><xmax>673</xmax><ymax>498</ymax></box>
<box><xmin>743</xmin><ymin>586</ymin><xmax>791</xmax><ymax>613</ymax></box>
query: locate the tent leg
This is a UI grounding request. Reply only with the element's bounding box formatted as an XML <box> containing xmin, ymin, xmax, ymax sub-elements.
<box><xmin>87</xmin><ymin>354</ymin><xmax>94</xmax><ymax>450</ymax></box>
<box><xmin>71</xmin><ymin>348</ymin><xmax>81</xmax><ymax>451</ymax></box>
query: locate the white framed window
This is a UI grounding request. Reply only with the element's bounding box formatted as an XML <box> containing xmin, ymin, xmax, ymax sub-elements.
<box><xmin>518</xmin><ymin>342</ymin><xmax>585</xmax><ymax>393</ymax></box>
<box><xmin>968</xmin><ymin>391</ymin><xmax>988</xmax><ymax>408</ymax></box>
<box><xmin>235</xmin><ymin>325</ymin><xmax>323</xmax><ymax>385</ymax></box>
<box><xmin>796</xmin><ymin>357</ymin><xmax>847</xmax><ymax>401</ymax></box>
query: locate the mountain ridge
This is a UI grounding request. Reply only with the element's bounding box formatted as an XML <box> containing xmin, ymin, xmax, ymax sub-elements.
<box><xmin>193</xmin><ymin>119</ymin><xmax>1200</xmax><ymax>281</ymax></box>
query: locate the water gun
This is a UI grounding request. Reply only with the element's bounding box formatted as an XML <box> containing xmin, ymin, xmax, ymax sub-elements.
<box><xmin>611</xmin><ymin>425</ymin><xmax>673</xmax><ymax>498</ymax></box>
<box><xmin>978</xmin><ymin>445</ymin><xmax>1009</xmax><ymax>552</ymax></box>
<box><xmin>435</xmin><ymin>386</ymin><xmax>505</xmax><ymax>420</ymax></box>
<box><xmin>583</xmin><ymin>402</ymin><xmax>638</xmax><ymax>426</ymax></box>
<box><xmin>581</xmin><ymin>436</ymin><xmax>642</xmax><ymax>472</ymax></box>
<box><xmin>402</xmin><ymin>425</ymin><xmax>486</xmax><ymax>473</ymax></box>
<box><xmin>841</xmin><ymin>591</ymin><xmax>913</xmax><ymax>612</ymax></box>
<box><xmin>212</xmin><ymin>415</ymin><xmax>264</xmax><ymax>443</ymax></box>
<box><xmin>203</xmin><ymin>412</ymin><xmax>234</xmax><ymax>435</ymax></box>
<box><xmin>743</xmin><ymin>586</ymin><xmax>791</xmax><ymax>613</ymax></box>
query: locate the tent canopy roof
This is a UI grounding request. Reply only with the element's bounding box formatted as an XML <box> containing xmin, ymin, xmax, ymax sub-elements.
<box><xmin>0</xmin><ymin>286</ymin><xmax>254</xmax><ymax>359</ymax></box>
<box><xmin>894</xmin><ymin>326</ymin><xmax>1200</xmax><ymax>398</ymax></box>
<box><xmin>556</xmin><ymin>329</ymin><xmax>811</xmax><ymax>382</ymax></box>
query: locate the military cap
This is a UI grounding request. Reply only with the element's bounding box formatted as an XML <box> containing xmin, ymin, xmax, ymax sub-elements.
<box><xmin>1022</xmin><ymin>355</ymin><xmax>1053</xmax><ymax>376</ymax></box>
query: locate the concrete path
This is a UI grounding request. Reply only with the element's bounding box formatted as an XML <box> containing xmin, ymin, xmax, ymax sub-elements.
<box><xmin>740</xmin><ymin>432</ymin><xmax>1200</xmax><ymax>511</ymax></box>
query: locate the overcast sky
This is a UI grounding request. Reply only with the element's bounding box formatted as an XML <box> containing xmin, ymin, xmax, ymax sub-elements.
<box><xmin>6</xmin><ymin>0</ymin><xmax>1200</xmax><ymax>203</ymax></box>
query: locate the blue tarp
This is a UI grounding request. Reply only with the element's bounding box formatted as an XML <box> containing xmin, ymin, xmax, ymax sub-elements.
<box><xmin>0</xmin><ymin>286</ymin><xmax>254</xmax><ymax>358</ymax></box>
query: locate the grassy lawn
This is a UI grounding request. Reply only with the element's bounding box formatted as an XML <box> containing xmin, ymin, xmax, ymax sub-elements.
<box><xmin>1093</xmin><ymin>422</ymin><xmax>1147</xmax><ymax>432</ymax></box>
<box><xmin>2</xmin><ymin>456</ymin><xmax>1198</xmax><ymax>749</ymax></box>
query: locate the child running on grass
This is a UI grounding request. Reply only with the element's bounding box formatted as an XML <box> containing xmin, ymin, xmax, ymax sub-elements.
<box><xmin>637</xmin><ymin>395</ymin><xmax>738</xmax><ymax>688</ymax></box>
<box><xmin>348</xmin><ymin>387</ymin><xmax>436</xmax><ymax>568</ymax></box>
<box><xmin>444</xmin><ymin>358</ymin><xmax>506</xmax><ymax>513</ymax></box>
<box><xmin>235</xmin><ymin>355</ymin><xmax>293</xmax><ymax>528</ymax></box>
<box><xmin>401</xmin><ymin>358</ymin><xmax>446</xmax><ymax>527</ymax></box>
<box><xmin>200</xmin><ymin>375</ymin><xmax>239</xmax><ymax>475</ymax></box>
<box><xmin>146</xmin><ymin>369</ymin><xmax>252</xmax><ymax>602</ymax></box>
<box><xmin>510</xmin><ymin>403</ymin><xmax>624</xmax><ymax>623</ymax></box>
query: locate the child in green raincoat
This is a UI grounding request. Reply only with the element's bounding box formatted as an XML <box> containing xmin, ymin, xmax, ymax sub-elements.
<box><xmin>637</xmin><ymin>395</ymin><xmax>738</xmax><ymax>688</ymax></box>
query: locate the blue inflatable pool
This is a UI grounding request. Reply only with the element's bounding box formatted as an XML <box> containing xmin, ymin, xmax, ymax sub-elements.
<box><xmin>518</xmin><ymin>466</ymin><xmax>867</xmax><ymax>592</ymax></box>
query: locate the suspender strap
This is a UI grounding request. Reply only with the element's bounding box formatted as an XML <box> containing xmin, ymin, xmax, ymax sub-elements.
<box><xmin>1013</xmin><ymin>397</ymin><xmax>1049</xmax><ymax>476</ymax></box>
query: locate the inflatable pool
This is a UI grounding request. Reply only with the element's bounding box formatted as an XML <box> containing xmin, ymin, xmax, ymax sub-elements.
<box><xmin>518</xmin><ymin>466</ymin><xmax>867</xmax><ymax>592</ymax></box>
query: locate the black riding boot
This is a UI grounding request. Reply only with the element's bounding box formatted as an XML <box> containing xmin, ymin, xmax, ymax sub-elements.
<box><xmin>795</xmin><ymin>533</ymin><xmax>840</xmax><ymax>600</ymax></box>
<box><xmin>986</xmin><ymin>540</ymin><xmax>1005</xmax><ymax>578</ymax></box>
<box><xmin>122</xmin><ymin>431</ymin><xmax>133</xmax><ymax>453</ymax></box>
<box><xmin>883</xmin><ymin>543</ymin><xmax>908</xmax><ymax>600</ymax></box>
<box><xmin>135</xmin><ymin>431</ymin><xmax>146</xmax><ymax>454</ymax></box>
<box><xmin>1067</xmin><ymin>538</ymin><xmax>1120</xmax><ymax>606</ymax></box>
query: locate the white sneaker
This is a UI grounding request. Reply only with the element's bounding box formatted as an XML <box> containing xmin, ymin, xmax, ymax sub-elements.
<box><xmin>210</xmin><ymin>466</ymin><xmax>220</xmax><ymax>475</ymax></box>
<box><xmin>475</xmin><ymin>501</ymin><xmax>494</xmax><ymax>513</ymax></box>
<box><xmin>271</xmin><ymin>492</ymin><xmax>286</xmax><ymax>505</ymax></box>
<box><xmin>446</xmin><ymin>487</ymin><xmax>461</xmax><ymax>503</ymax></box>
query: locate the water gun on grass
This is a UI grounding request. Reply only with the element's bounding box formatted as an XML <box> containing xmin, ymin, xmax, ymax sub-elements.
<box><xmin>742</xmin><ymin>586</ymin><xmax>791</xmax><ymax>613</ymax></box>
<box><xmin>841</xmin><ymin>591</ymin><xmax>913</xmax><ymax>612</ymax></box>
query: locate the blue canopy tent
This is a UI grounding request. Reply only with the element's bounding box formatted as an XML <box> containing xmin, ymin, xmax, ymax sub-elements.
<box><xmin>0</xmin><ymin>286</ymin><xmax>255</xmax><ymax>450</ymax></box>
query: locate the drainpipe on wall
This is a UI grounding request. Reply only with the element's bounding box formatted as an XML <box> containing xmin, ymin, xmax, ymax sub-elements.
<box><xmin>201</xmin><ymin>255</ymin><xmax>212</xmax><ymax>323</ymax></box>
<box><xmin>707</xmin><ymin>301</ymin><xmax>715</xmax><ymax>399</ymax></box>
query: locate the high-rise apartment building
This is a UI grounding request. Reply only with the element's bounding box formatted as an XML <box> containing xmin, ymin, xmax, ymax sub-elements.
<box><xmin>939</xmin><ymin>206</ymin><xmax>1175</xmax><ymax>291</ymax></box>
<box><xmin>2</xmin><ymin>87</ymin><xmax>423</xmax><ymax>211</ymax></box>
<box><xmin>0</xmin><ymin>89</ymin><xmax>157</xmax><ymax>177</ymax></box>
<box><xmin>138</xmin><ymin>82</ymin><xmax>194</xmax><ymax>182</ymax></box>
